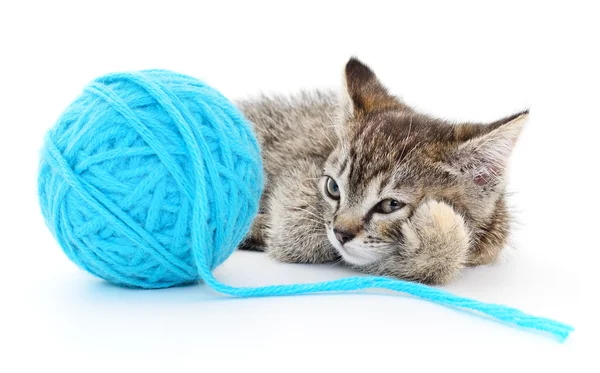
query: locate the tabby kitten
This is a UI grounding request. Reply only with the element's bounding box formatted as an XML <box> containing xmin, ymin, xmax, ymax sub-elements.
<box><xmin>237</xmin><ymin>58</ymin><xmax>527</xmax><ymax>285</ymax></box>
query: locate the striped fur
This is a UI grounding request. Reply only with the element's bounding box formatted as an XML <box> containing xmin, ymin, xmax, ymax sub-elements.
<box><xmin>237</xmin><ymin>58</ymin><xmax>526</xmax><ymax>284</ymax></box>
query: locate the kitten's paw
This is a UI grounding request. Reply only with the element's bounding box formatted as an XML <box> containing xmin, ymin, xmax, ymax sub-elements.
<box><xmin>239</xmin><ymin>214</ymin><xmax>267</xmax><ymax>251</ymax></box>
<box><xmin>400</xmin><ymin>200</ymin><xmax>470</xmax><ymax>284</ymax></box>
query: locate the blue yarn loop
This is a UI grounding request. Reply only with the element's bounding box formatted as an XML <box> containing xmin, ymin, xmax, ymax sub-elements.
<box><xmin>39</xmin><ymin>70</ymin><xmax>573</xmax><ymax>343</ymax></box>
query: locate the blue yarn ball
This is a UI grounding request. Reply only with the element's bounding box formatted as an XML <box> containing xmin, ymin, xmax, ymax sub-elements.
<box><xmin>38</xmin><ymin>70</ymin><xmax>263</xmax><ymax>289</ymax></box>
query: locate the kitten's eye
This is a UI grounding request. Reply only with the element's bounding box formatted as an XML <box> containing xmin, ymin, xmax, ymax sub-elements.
<box><xmin>376</xmin><ymin>199</ymin><xmax>405</xmax><ymax>214</ymax></box>
<box><xmin>325</xmin><ymin>177</ymin><xmax>340</xmax><ymax>200</ymax></box>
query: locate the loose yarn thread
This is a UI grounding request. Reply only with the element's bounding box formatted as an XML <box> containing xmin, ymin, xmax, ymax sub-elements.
<box><xmin>38</xmin><ymin>70</ymin><xmax>573</xmax><ymax>342</ymax></box>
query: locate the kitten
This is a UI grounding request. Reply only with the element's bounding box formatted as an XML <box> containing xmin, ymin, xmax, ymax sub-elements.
<box><xmin>237</xmin><ymin>58</ymin><xmax>526</xmax><ymax>285</ymax></box>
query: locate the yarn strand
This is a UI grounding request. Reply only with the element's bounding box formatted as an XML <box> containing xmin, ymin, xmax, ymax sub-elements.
<box><xmin>191</xmin><ymin>260</ymin><xmax>574</xmax><ymax>341</ymax></box>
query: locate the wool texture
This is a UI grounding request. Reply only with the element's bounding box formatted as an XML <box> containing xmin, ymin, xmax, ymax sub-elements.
<box><xmin>39</xmin><ymin>70</ymin><xmax>263</xmax><ymax>288</ymax></box>
<box><xmin>38</xmin><ymin>70</ymin><xmax>573</xmax><ymax>341</ymax></box>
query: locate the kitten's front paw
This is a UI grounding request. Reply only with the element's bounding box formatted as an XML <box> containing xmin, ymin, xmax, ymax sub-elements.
<box><xmin>399</xmin><ymin>200</ymin><xmax>470</xmax><ymax>284</ymax></box>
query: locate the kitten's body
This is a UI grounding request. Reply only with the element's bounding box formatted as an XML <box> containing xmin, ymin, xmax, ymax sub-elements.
<box><xmin>237</xmin><ymin>92</ymin><xmax>340</xmax><ymax>263</ymax></box>
<box><xmin>238</xmin><ymin>91</ymin><xmax>338</xmax><ymax>201</ymax></box>
<box><xmin>237</xmin><ymin>59</ymin><xmax>525</xmax><ymax>284</ymax></box>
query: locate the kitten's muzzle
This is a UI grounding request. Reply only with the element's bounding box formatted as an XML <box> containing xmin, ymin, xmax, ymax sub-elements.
<box><xmin>334</xmin><ymin>229</ymin><xmax>355</xmax><ymax>245</ymax></box>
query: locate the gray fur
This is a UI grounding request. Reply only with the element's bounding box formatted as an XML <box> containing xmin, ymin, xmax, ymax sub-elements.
<box><xmin>237</xmin><ymin>58</ymin><xmax>526</xmax><ymax>285</ymax></box>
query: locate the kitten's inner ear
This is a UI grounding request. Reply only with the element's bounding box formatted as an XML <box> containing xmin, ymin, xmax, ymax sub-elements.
<box><xmin>342</xmin><ymin>58</ymin><xmax>407</xmax><ymax>118</ymax></box>
<box><xmin>448</xmin><ymin>111</ymin><xmax>529</xmax><ymax>186</ymax></box>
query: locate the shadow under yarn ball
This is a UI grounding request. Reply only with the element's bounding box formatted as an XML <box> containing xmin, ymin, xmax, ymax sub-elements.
<box><xmin>38</xmin><ymin>70</ymin><xmax>264</xmax><ymax>289</ymax></box>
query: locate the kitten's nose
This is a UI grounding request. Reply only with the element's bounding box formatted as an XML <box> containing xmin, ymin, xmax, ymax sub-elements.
<box><xmin>334</xmin><ymin>229</ymin><xmax>355</xmax><ymax>245</ymax></box>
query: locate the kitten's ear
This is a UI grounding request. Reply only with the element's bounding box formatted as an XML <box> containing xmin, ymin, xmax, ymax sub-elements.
<box><xmin>341</xmin><ymin>58</ymin><xmax>406</xmax><ymax>119</ymax></box>
<box><xmin>448</xmin><ymin>111</ymin><xmax>528</xmax><ymax>186</ymax></box>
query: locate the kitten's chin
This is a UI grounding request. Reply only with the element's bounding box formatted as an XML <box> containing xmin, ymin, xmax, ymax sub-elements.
<box><xmin>326</xmin><ymin>229</ymin><xmax>379</xmax><ymax>267</ymax></box>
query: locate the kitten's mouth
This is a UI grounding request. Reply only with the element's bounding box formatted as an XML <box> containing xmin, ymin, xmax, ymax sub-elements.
<box><xmin>326</xmin><ymin>228</ymin><xmax>378</xmax><ymax>266</ymax></box>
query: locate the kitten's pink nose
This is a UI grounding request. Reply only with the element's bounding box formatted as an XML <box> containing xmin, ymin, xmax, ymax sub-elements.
<box><xmin>334</xmin><ymin>229</ymin><xmax>355</xmax><ymax>245</ymax></box>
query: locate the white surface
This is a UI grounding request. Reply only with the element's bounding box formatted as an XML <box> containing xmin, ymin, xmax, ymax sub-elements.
<box><xmin>0</xmin><ymin>1</ymin><xmax>597</xmax><ymax>371</ymax></box>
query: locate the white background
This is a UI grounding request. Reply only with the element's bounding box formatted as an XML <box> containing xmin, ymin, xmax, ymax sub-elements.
<box><xmin>0</xmin><ymin>1</ymin><xmax>598</xmax><ymax>372</ymax></box>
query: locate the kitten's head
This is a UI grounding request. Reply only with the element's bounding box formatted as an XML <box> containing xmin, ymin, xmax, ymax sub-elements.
<box><xmin>320</xmin><ymin>58</ymin><xmax>527</xmax><ymax>267</ymax></box>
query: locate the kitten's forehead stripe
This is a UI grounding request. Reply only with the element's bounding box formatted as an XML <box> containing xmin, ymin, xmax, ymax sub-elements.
<box><xmin>338</xmin><ymin>156</ymin><xmax>348</xmax><ymax>175</ymax></box>
<box><xmin>342</xmin><ymin>112</ymin><xmax>469</xmax><ymax>204</ymax></box>
<box><xmin>346</xmin><ymin>147</ymin><xmax>357</xmax><ymax>195</ymax></box>
<box><xmin>379</xmin><ymin>172</ymin><xmax>391</xmax><ymax>195</ymax></box>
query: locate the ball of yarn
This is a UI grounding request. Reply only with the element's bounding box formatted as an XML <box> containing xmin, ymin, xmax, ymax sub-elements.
<box><xmin>38</xmin><ymin>70</ymin><xmax>263</xmax><ymax>288</ymax></box>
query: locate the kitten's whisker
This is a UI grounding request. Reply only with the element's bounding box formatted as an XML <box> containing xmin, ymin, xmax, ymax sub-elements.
<box><xmin>297</xmin><ymin>216</ymin><xmax>324</xmax><ymax>226</ymax></box>
<box><xmin>297</xmin><ymin>216</ymin><xmax>326</xmax><ymax>226</ymax></box>
<box><xmin>322</xmin><ymin>111</ymin><xmax>342</xmax><ymax>144</ymax></box>
<box><xmin>291</xmin><ymin>206</ymin><xmax>324</xmax><ymax>221</ymax></box>
<box><xmin>402</xmin><ymin>140</ymin><xmax>423</xmax><ymax>162</ymax></box>
<box><xmin>368</xmin><ymin>242</ymin><xmax>388</xmax><ymax>247</ymax></box>
<box><xmin>315</xmin><ymin>122</ymin><xmax>336</xmax><ymax>149</ymax></box>
<box><xmin>326</xmin><ymin>257</ymin><xmax>344</xmax><ymax>267</ymax></box>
